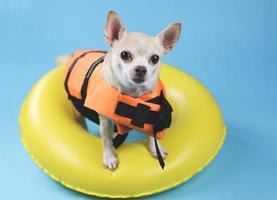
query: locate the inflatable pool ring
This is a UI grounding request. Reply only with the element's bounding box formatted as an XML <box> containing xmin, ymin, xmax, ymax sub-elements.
<box><xmin>19</xmin><ymin>61</ymin><xmax>226</xmax><ymax>198</ymax></box>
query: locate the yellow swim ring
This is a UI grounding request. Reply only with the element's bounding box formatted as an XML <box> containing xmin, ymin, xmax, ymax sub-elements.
<box><xmin>19</xmin><ymin>63</ymin><xmax>226</xmax><ymax>198</ymax></box>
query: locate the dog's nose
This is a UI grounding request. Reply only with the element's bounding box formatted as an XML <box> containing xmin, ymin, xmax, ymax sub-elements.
<box><xmin>135</xmin><ymin>66</ymin><xmax>147</xmax><ymax>77</ymax></box>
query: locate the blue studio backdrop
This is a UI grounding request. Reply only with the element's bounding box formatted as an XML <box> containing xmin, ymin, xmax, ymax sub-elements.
<box><xmin>0</xmin><ymin>0</ymin><xmax>276</xmax><ymax>199</ymax></box>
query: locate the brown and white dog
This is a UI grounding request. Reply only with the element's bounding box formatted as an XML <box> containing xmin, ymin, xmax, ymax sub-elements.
<box><xmin>60</xmin><ymin>11</ymin><xmax>181</xmax><ymax>170</ymax></box>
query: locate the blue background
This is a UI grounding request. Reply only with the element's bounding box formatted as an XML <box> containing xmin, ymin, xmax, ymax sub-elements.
<box><xmin>0</xmin><ymin>0</ymin><xmax>276</xmax><ymax>199</ymax></box>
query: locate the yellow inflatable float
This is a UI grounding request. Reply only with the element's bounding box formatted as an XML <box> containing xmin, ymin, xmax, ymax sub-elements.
<box><xmin>19</xmin><ymin>63</ymin><xmax>226</xmax><ymax>198</ymax></box>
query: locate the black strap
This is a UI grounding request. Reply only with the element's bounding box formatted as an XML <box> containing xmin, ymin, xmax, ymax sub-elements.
<box><xmin>80</xmin><ymin>56</ymin><xmax>105</xmax><ymax>101</ymax></box>
<box><xmin>154</xmin><ymin>133</ymin><xmax>165</xmax><ymax>169</ymax></box>
<box><xmin>113</xmin><ymin>132</ymin><xmax>129</xmax><ymax>148</ymax></box>
<box><xmin>152</xmin><ymin>91</ymin><xmax>172</xmax><ymax>133</ymax></box>
<box><xmin>152</xmin><ymin>91</ymin><xmax>172</xmax><ymax>169</ymax></box>
<box><xmin>115</xmin><ymin>102</ymin><xmax>160</xmax><ymax>127</ymax></box>
<box><xmin>69</xmin><ymin>95</ymin><xmax>100</xmax><ymax>124</ymax></box>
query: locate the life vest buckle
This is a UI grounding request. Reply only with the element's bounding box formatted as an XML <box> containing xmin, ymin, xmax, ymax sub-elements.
<box><xmin>130</xmin><ymin>103</ymin><xmax>151</xmax><ymax>128</ymax></box>
<box><xmin>153</xmin><ymin>97</ymin><xmax>173</xmax><ymax>133</ymax></box>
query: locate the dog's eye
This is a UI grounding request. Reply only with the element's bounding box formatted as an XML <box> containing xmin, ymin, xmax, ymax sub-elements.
<box><xmin>150</xmin><ymin>55</ymin><xmax>159</xmax><ymax>64</ymax></box>
<box><xmin>120</xmin><ymin>51</ymin><xmax>132</xmax><ymax>62</ymax></box>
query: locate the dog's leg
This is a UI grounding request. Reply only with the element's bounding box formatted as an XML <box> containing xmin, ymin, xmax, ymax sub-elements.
<box><xmin>147</xmin><ymin>136</ymin><xmax>168</xmax><ymax>159</ymax></box>
<box><xmin>99</xmin><ymin>115</ymin><xmax>118</xmax><ymax>170</ymax></box>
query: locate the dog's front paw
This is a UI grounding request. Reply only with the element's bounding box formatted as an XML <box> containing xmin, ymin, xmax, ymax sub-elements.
<box><xmin>148</xmin><ymin>141</ymin><xmax>168</xmax><ymax>159</ymax></box>
<box><xmin>103</xmin><ymin>152</ymin><xmax>118</xmax><ymax>170</ymax></box>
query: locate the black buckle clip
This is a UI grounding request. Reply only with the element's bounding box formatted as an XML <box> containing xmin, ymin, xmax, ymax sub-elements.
<box><xmin>153</xmin><ymin>98</ymin><xmax>172</xmax><ymax>133</ymax></box>
<box><xmin>130</xmin><ymin>103</ymin><xmax>151</xmax><ymax>128</ymax></box>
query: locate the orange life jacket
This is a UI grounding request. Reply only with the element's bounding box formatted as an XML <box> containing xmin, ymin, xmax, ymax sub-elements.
<box><xmin>64</xmin><ymin>50</ymin><xmax>173</xmax><ymax>169</ymax></box>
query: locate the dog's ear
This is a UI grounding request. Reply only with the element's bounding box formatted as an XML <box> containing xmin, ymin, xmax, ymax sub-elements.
<box><xmin>104</xmin><ymin>11</ymin><xmax>126</xmax><ymax>46</ymax></box>
<box><xmin>156</xmin><ymin>23</ymin><xmax>181</xmax><ymax>54</ymax></box>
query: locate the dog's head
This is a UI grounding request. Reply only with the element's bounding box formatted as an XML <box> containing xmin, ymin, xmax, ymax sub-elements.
<box><xmin>104</xmin><ymin>11</ymin><xmax>181</xmax><ymax>92</ymax></box>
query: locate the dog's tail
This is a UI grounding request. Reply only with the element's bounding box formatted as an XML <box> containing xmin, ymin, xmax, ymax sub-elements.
<box><xmin>56</xmin><ymin>54</ymin><xmax>70</xmax><ymax>66</ymax></box>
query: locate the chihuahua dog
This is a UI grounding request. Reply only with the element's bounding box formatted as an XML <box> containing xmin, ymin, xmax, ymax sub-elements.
<box><xmin>60</xmin><ymin>11</ymin><xmax>181</xmax><ymax>170</ymax></box>
<box><xmin>99</xmin><ymin>11</ymin><xmax>181</xmax><ymax>170</ymax></box>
